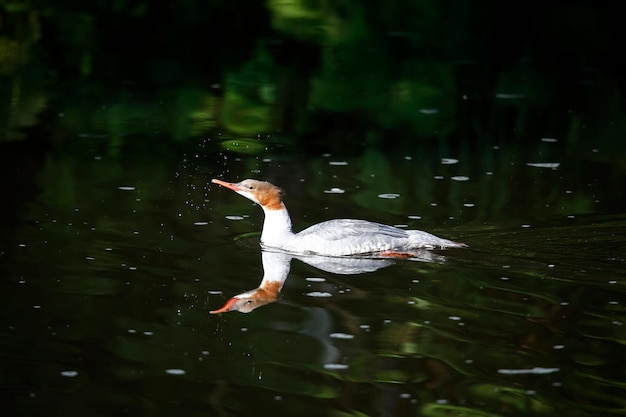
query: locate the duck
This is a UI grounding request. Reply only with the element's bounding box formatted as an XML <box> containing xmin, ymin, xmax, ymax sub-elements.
<box><xmin>211</xmin><ymin>178</ymin><xmax>466</xmax><ymax>257</ymax></box>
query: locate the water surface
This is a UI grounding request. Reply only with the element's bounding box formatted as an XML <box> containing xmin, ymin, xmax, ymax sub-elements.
<box><xmin>2</xmin><ymin>2</ymin><xmax>626</xmax><ymax>416</ymax></box>
<box><xmin>2</xmin><ymin>142</ymin><xmax>625</xmax><ymax>416</ymax></box>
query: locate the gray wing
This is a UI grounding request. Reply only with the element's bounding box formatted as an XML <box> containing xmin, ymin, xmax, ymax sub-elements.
<box><xmin>296</xmin><ymin>219</ymin><xmax>409</xmax><ymax>241</ymax></box>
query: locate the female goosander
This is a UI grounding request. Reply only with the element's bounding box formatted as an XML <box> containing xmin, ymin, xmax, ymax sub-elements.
<box><xmin>212</xmin><ymin>178</ymin><xmax>466</xmax><ymax>257</ymax></box>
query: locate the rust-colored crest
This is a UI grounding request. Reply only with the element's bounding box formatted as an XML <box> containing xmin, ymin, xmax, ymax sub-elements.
<box><xmin>256</xmin><ymin>182</ymin><xmax>285</xmax><ymax>211</ymax></box>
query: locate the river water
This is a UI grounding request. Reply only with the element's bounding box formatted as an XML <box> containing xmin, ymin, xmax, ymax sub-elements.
<box><xmin>2</xmin><ymin>2</ymin><xmax>626</xmax><ymax>416</ymax></box>
<box><xmin>2</xmin><ymin>138</ymin><xmax>625</xmax><ymax>416</ymax></box>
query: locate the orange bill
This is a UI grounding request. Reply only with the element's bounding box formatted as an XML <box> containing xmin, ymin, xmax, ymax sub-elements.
<box><xmin>209</xmin><ymin>297</ymin><xmax>239</xmax><ymax>314</ymax></box>
<box><xmin>212</xmin><ymin>179</ymin><xmax>240</xmax><ymax>192</ymax></box>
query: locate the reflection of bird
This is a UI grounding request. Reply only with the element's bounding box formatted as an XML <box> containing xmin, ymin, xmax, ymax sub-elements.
<box><xmin>210</xmin><ymin>251</ymin><xmax>291</xmax><ymax>314</ymax></box>
<box><xmin>210</xmin><ymin>247</ymin><xmax>444</xmax><ymax>314</ymax></box>
<box><xmin>212</xmin><ymin>178</ymin><xmax>466</xmax><ymax>257</ymax></box>
<box><xmin>209</xmin><ymin>250</ymin><xmax>393</xmax><ymax>314</ymax></box>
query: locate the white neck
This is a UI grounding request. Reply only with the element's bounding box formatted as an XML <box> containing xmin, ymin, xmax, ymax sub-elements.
<box><xmin>260</xmin><ymin>204</ymin><xmax>295</xmax><ymax>247</ymax></box>
<box><xmin>258</xmin><ymin>250</ymin><xmax>291</xmax><ymax>290</ymax></box>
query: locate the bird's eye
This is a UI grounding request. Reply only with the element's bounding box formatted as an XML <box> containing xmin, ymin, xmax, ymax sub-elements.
<box><xmin>246</xmin><ymin>300</ymin><xmax>253</xmax><ymax>304</ymax></box>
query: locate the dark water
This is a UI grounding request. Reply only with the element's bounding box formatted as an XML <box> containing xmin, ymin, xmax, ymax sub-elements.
<box><xmin>2</xmin><ymin>144</ymin><xmax>625</xmax><ymax>416</ymax></box>
<box><xmin>2</xmin><ymin>2</ymin><xmax>626</xmax><ymax>416</ymax></box>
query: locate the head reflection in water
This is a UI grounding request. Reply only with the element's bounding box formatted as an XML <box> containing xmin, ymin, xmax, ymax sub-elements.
<box><xmin>210</xmin><ymin>251</ymin><xmax>290</xmax><ymax>314</ymax></box>
<box><xmin>210</xmin><ymin>282</ymin><xmax>282</xmax><ymax>314</ymax></box>
<box><xmin>210</xmin><ymin>249</ymin><xmax>446</xmax><ymax>314</ymax></box>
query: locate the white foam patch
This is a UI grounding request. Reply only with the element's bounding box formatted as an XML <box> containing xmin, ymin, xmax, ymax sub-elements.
<box><xmin>330</xmin><ymin>333</ymin><xmax>354</xmax><ymax>339</ymax></box>
<box><xmin>324</xmin><ymin>363</ymin><xmax>349</xmax><ymax>370</ymax></box>
<box><xmin>526</xmin><ymin>162</ymin><xmax>560</xmax><ymax>169</ymax></box>
<box><xmin>306</xmin><ymin>291</ymin><xmax>333</xmax><ymax>298</ymax></box>
<box><xmin>225</xmin><ymin>215</ymin><xmax>245</xmax><ymax>221</ymax></box>
<box><xmin>498</xmin><ymin>367</ymin><xmax>559</xmax><ymax>375</ymax></box>
<box><xmin>165</xmin><ymin>369</ymin><xmax>186</xmax><ymax>375</ymax></box>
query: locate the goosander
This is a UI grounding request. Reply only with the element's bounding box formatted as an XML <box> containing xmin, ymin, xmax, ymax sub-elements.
<box><xmin>212</xmin><ymin>178</ymin><xmax>466</xmax><ymax>257</ymax></box>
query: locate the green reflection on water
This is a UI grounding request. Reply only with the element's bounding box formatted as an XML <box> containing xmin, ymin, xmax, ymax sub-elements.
<box><xmin>2</xmin><ymin>1</ymin><xmax>626</xmax><ymax>417</ymax></box>
<box><xmin>2</xmin><ymin>0</ymin><xmax>626</xmax><ymax>164</ymax></box>
<box><xmin>2</xmin><ymin>145</ymin><xmax>626</xmax><ymax>416</ymax></box>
